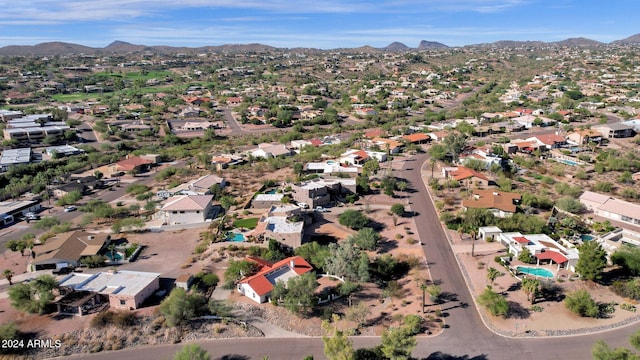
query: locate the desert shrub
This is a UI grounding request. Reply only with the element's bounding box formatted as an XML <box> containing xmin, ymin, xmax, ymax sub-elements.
<box><xmin>564</xmin><ymin>289</ymin><xmax>599</xmax><ymax>318</ymax></box>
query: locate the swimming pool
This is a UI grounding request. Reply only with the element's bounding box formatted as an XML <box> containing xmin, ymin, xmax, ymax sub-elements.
<box><xmin>326</xmin><ymin>160</ymin><xmax>337</xmax><ymax>165</ymax></box>
<box><xmin>227</xmin><ymin>232</ymin><xmax>246</xmax><ymax>242</ymax></box>
<box><xmin>105</xmin><ymin>252</ymin><xmax>123</xmax><ymax>261</ymax></box>
<box><xmin>556</xmin><ymin>158</ymin><xmax>579</xmax><ymax>166</ymax></box>
<box><xmin>580</xmin><ymin>234</ymin><xmax>595</xmax><ymax>242</ymax></box>
<box><xmin>516</xmin><ymin>266</ymin><xmax>554</xmax><ymax>278</ymax></box>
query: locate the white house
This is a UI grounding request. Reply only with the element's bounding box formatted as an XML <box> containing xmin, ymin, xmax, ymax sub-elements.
<box><xmin>250</xmin><ymin>143</ymin><xmax>292</xmax><ymax>159</ymax></box>
<box><xmin>498</xmin><ymin>232</ymin><xmax>579</xmax><ymax>272</ymax></box>
<box><xmin>237</xmin><ymin>256</ymin><xmax>313</xmax><ymax>304</ymax></box>
<box><xmin>158</xmin><ymin>195</ymin><xmax>214</xmax><ymax>225</ymax></box>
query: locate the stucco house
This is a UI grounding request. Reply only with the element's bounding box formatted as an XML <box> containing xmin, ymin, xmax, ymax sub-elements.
<box><xmin>158</xmin><ymin>195</ymin><xmax>214</xmax><ymax>225</ymax></box>
<box><xmin>498</xmin><ymin>232</ymin><xmax>579</xmax><ymax>272</ymax></box>
<box><xmin>462</xmin><ymin>190</ymin><xmax>521</xmax><ymax>218</ymax></box>
<box><xmin>237</xmin><ymin>256</ymin><xmax>313</xmax><ymax>304</ymax></box>
<box><xmin>30</xmin><ymin>231</ymin><xmax>111</xmax><ymax>271</ymax></box>
<box><xmin>579</xmin><ymin>191</ymin><xmax>640</xmax><ymax>228</ymax></box>
<box><xmin>56</xmin><ymin>270</ymin><xmax>160</xmax><ymax>315</ymax></box>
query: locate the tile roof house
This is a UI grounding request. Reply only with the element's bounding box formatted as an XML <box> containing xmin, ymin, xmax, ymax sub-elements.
<box><xmin>170</xmin><ymin>174</ymin><xmax>227</xmax><ymax>196</ymax></box>
<box><xmin>237</xmin><ymin>256</ymin><xmax>313</xmax><ymax>303</ymax></box>
<box><xmin>30</xmin><ymin>231</ymin><xmax>111</xmax><ymax>271</ymax></box>
<box><xmin>462</xmin><ymin>190</ymin><xmax>521</xmax><ymax>218</ymax></box>
<box><xmin>527</xmin><ymin>134</ymin><xmax>567</xmax><ymax>149</ymax></box>
<box><xmin>567</xmin><ymin>129</ymin><xmax>603</xmax><ymax>145</ymax></box>
<box><xmin>402</xmin><ymin>133</ymin><xmax>431</xmax><ymax>144</ymax></box>
<box><xmin>115</xmin><ymin>156</ymin><xmax>154</xmax><ymax>173</ymax></box>
<box><xmin>158</xmin><ymin>195</ymin><xmax>214</xmax><ymax>225</ymax></box>
<box><xmin>579</xmin><ymin>191</ymin><xmax>640</xmax><ymax>228</ymax></box>
<box><xmin>498</xmin><ymin>232</ymin><xmax>579</xmax><ymax>272</ymax></box>
<box><xmin>443</xmin><ymin>166</ymin><xmax>490</xmax><ymax>187</ymax></box>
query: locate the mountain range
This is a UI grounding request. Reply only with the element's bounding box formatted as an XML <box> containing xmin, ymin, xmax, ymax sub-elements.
<box><xmin>1</xmin><ymin>34</ymin><xmax>640</xmax><ymax>56</ymax></box>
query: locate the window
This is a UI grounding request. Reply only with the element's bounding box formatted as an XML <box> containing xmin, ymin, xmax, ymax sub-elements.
<box><xmin>172</xmin><ymin>211</ymin><xmax>177</xmax><ymax>214</ymax></box>
<box><xmin>179</xmin><ymin>211</ymin><xmax>185</xmax><ymax>214</ymax></box>
<box><xmin>120</xmin><ymin>299</ymin><xmax>126</xmax><ymax>305</ymax></box>
<box><xmin>196</xmin><ymin>210</ymin><xmax>200</xmax><ymax>214</ymax></box>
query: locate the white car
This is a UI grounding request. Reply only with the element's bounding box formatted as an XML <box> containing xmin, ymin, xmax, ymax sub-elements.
<box><xmin>64</xmin><ymin>205</ymin><xmax>77</xmax><ymax>212</ymax></box>
<box><xmin>315</xmin><ymin>206</ymin><xmax>328</xmax><ymax>213</ymax></box>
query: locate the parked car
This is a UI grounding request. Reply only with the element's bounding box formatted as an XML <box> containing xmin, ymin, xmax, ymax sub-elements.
<box><xmin>25</xmin><ymin>212</ymin><xmax>40</xmax><ymax>221</ymax></box>
<box><xmin>315</xmin><ymin>206</ymin><xmax>328</xmax><ymax>213</ymax></box>
<box><xmin>52</xmin><ymin>267</ymin><xmax>73</xmax><ymax>275</ymax></box>
<box><xmin>64</xmin><ymin>206</ymin><xmax>77</xmax><ymax>212</ymax></box>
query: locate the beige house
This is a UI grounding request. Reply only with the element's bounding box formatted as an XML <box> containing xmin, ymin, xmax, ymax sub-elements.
<box><xmin>56</xmin><ymin>270</ymin><xmax>160</xmax><ymax>314</ymax></box>
<box><xmin>30</xmin><ymin>231</ymin><xmax>111</xmax><ymax>271</ymax></box>
<box><xmin>158</xmin><ymin>195</ymin><xmax>214</xmax><ymax>225</ymax></box>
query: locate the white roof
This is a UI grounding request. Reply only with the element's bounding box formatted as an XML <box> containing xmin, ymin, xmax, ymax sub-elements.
<box><xmin>58</xmin><ymin>270</ymin><xmax>160</xmax><ymax>296</ymax></box>
<box><xmin>254</xmin><ymin>193</ymin><xmax>284</xmax><ymax>202</ymax></box>
<box><xmin>264</xmin><ymin>216</ymin><xmax>304</xmax><ymax>234</ymax></box>
<box><xmin>0</xmin><ymin>148</ymin><xmax>31</xmax><ymax>166</ymax></box>
<box><xmin>579</xmin><ymin>190</ymin><xmax>611</xmax><ymax>205</ymax></box>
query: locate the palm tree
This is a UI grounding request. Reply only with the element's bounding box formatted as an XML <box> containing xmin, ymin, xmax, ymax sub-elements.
<box><xmin>521</xmin><ymin>278</ymin><xmax>540</xmax><ymax>304</ymax></box>
<box><xmin>487</xmin><ymin>267</ymin><xmax>500</xmax><ymax>288</ymax></box>
<box><xmin>3</xmin><ymin>269</ymin><xmax>14</xmax><ymax>286</ymax></box>
<box><xmin>430</xmin><ymin>159</ymin><xmax>436</xmax><ymax>179</ymax></box>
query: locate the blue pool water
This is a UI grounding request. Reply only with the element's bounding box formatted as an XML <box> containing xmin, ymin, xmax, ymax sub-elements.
<box><xmin>326</xmin><ymin>160</ymin><xmax>337</xmax><ymax>165</ymax></box>
<box><xmin>105</xmin><ymin>252</ymin><xmax>123</xmax><ymax>261</ymax></box>
<box><xmin>557</xmin><ymin>158</ymin><xmax>579</xmax><ymax>166</ymax></box>
<box><xmin>580</xmin><ymin>234</ymin><xmax>595</xmax><ymax>242</ymax></box>
<box><xmin>228</xmin><ymin>233</ymin><xmax>246</xmax><ymax>242</ymax></box>
<box><xmin>265</xmin><ymin>189</ymin><xmax>278</xmax><ymax>194</ymax></box>
<box><xmin>516</xmin><ymin>266</ymin><xmax>554</xmax><ymax>278</ymax></box>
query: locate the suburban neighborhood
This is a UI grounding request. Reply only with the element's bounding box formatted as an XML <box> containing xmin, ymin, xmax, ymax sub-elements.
<box><xmin>1</xmin><ymin>33</ymin><xmax>640</xmax><ymax>360</ymax></box>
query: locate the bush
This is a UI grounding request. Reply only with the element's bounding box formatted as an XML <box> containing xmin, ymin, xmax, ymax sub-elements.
<box><xmin>338</xmin><ymin>210</ymin><xmax>369</xmax><ymax>230</ymax></box>
<box><xmin>478</xmin><ymin>288</ymin><xmax>509</xmax><ymax>317</ymax></box>
<box><xmin>91</xmin><ymin>310</ymin><xmax>138</xmax><ymax>329</ymax></box>
<box><xmin>565</xmin><ymin>289</ymin><xmax>599</xmax><ymax>318</ymax></box>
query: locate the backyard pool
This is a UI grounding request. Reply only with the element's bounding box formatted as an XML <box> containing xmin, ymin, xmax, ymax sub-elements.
<box><xmin>265</xmin><ymin>189</ymin><xmax>278</xmax><ymax>194</ymax></box>
<box><xmin>516</xmin><ymin>266</ymin><xmax>554</xmax><ymax>278</ymax></box>
<box><xmin>580</xmin><ymin>234</ymin><xmax>595</xmax><ymax>242</ymax></box>
<box><xmin>227</xmin><ymin>232</ymin><xmax>246</xmax><ymax>242</ymax></box>
<box><xmin>326</xmin><ymin>160</ymin><xmax>337</xmax><ymax>165</ymax></box>
<box><xmin>105</xmin><ymin>252</ymin><xmax>123</xmax><ymax>261</ymax></box>
<box><xmin>556</xmin><ymin>158</ymin><xmax>579</xmax><ymax>166</ymax></box>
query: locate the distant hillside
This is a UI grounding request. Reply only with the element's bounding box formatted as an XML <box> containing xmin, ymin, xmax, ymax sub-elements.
<box><xmin>417</xmin><ymin>40</ymin><xmax>448</xmax><ymax>49</ymax></box>
<box><xmin>553</xmin><ymin>37</ymin><xmax>604</xmax><ymax>47</ymax></box>
<box><xmin>612</xmin><ymin>33</ymin><xmax>640</xmax><ymax>44</ymax></box>
<box><xmin>382</xmin><ymin>42</ymin><xmax>410</xmax><ymax>52</ymax></box>
<box><xmin>0</xmin><ymin>42</ymin><xmax>95</xmax><ymax>56</ymax></box>
<box><xmin>3</xmin><ymin>33</ymin><xmax>640</xmax><ymax>56</ymax></box>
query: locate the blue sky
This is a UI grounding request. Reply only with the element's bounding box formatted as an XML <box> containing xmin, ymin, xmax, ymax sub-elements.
<box><xmin>0</xmin><ymin>1</ymin><xmax>637</xmax><ymax>49</ymax></box>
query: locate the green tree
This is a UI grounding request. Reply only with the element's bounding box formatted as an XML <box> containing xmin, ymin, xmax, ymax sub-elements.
<box><xmin>403</xmin><ymin>314</ymin><xmax>423</xmax><ymax>336</ymax></box>
<box><xmin>521</xmin><ymin>278</ymin><xmax>540</xmax><ymax>304</ymax></box>
<box><xmin>477</xmin><ymin>287</ymin><xmax>509</xmax><ymax>317</ymax></box>
<box><xmin>174</xmin><ymin>343</ymin><xmax>210</xmax><ymax>360</ymax></box>
<box><xmin>555</xmin><ymin>196</ymin><xmax>586</xmax><ymax>214</ymax></box>
<box><xmin>324</xmin><ymin>238</ymin><xmax>369</xmax><ymax>282</ymax></box>
<box><xmin>33</xmin><ymin>216</ymin><xmax>60</xmax><ymax>231</ymax></box>
<box><xmin>349</xmin><ymin>227</ymin><xmax>380</xmax><ymax>251</ymax></box>
<box><xmin>518</xmin><ymin>247</ymin><xmax>536</xmax><ymax>264</ymax></box>
<box><xmin>322</xmin><ymin>315</ymin><xmax>354</xmax><ymax>360</ymax></box>
<box><xmin>565</xmin><ymin>289</ymin><xmax>599</xmax><ymax>318</ymax></box>
<box><xmin>159</xmin><ymin>288</ymin><xmax>207</xmax><ymax>327</ymax></box>
<box><xmin>487</xmin><ymin>267</ymin><xmax>500</xmax><ymax>288</ymax></box>
<box><xmin>612</xmin><ymin>245</ymin><xmax>640</xmax><ymax>276</ymax></box>
<box><xmin>575</xmin><ymin>241</ymin><xmax>607</xmax><ymax>282</ymax></box>
<box><xmin>338</xmin><ymin>210</ymin><xmax>369</xmax><ymax>230</ymax></box>
<box><xmin>3</xmin><ymin>269</ymin><xmax>14</xmax><ymax>286</ymax></box>
<box><xmin>295</xmin><ymin>242</ymin><xmax>331</xmax><ymax>269</ymax></box>
<box><xmin>362</xmin><ymin>159</ymin><xmax>380</xmax><ymax>176</ymax></box>
<box><xmin>380</xmin><ymin>326</ymin><xmax>417</xmax><ymax>360</ymax></box>
<box><xmin>293</xmin><ymin>163</ymin><xmax>304</xmax><ymax>178</ymax></box>
<box><xmin>428</xmin><ymin>144</ymin><xmax>447</xmax><ymax>161</ymax></box>
<box><xmin>390</xmin><ymin>203</ymin><xmax>405</xmax><ymax>217</ymax></box>
<box><xmin>8</xmin><ymin>275</ymin><xmax>57</xmax><ymax>314</ymax></box>
<box><xmin>282</xmin><ymin>272</ymin><xmax>318</xmax><ymax>314</ymax></box>
<box><xmin>224</xmin><ymin>260</ymin><xmax>259</xmax><ymax>285</ymax></box>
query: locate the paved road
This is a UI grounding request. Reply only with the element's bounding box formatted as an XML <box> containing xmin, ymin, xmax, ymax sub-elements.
<box><xmin>67</xmin><ymin>153</ymin><xmax>640</xmax><ymax>360</ymax></box>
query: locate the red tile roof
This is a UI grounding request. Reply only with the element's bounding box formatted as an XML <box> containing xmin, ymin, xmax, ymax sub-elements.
<box><xmin>513</xmin><ymin>236</ymin><xmax>529</xmax><ymax>244</ymax></box>
<box><xmin>535</xmin><ymin>251</ymin><xmax>568</xmax><ymax>264</ymax></box>
<box><xmin>402</xmin><ymin>133</ymin><xmax>430</xmax><ymax>143</ymax></box>
<box><xmin>534</xmin><ymin>134</ymin><xmax>565</xmax><ymax>145</ymax></box>
<box><xmin>449</xmin><ymin>166</ymin><xmax>488</xmax><ymax>181</ymax></box>
<box><xmin>240</xmin><ymin>256</ymin><xmax>313</xmax><ymax>296</ymax></box>
<box><xmin>115</xmin><ymin>156</ymin><xmax>153</xmax><ymax>171</ymax></box>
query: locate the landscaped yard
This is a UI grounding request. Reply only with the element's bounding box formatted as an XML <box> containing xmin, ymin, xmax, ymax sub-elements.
<box><xmin>232</xmin><ymin>217</ymin><xmax>259</xmax><ymax>230</ymax></box>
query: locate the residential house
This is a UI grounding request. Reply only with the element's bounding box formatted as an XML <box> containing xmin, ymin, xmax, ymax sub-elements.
<box><xmin>291</xmin><ymin>178</ymin><xmax>356</xmax><ymax>207</ymax></box>
<box><xmin>593</xmin><ymin>123</ymin><xmax>635</xmax><ymax>138</ymax></box>
<box><xmin>567</xmin><ymin>129</ymin><xmax>603</xmax><ymax>145</ymax></box>
<box><xmin>579</xmin><ymin>191</ymin><xmax>640</xmax><ymax>228</ymax></box>
<box><xmin>237</xmin><ymin>256</ymin><xmax>313</xmax><ymax>303</ymax></box>
<box><xmin>252</xmin><ymin>193</ymin><xmax>285</xmax><ymax>209</ymax></box>
<box><xmin>170</xmin><ymin>174</ymin><xmax>227</xmax><ymax>196</ymax></box>
<box><xmin>304</xmin><ymin>162</ymin><xmax>359</xmax><ymax>177</ymax></box>
<box><xmin>498</xmin><ymin>232</ymin><xmax>579</xmax><ymax>272</ymax></box>
<box><xmin>250</xmin><ymin>143</ymin><xmax>292</xmax><ymax>159</ymax></box>
<box><xmin>462</xmin><ymin>190</ymin><xmax>521</xmax><ymax>218</ymax></box>
<box><xmin>442</xmin><ymin>166</ymin><xmax>490</xmax><ymax>187</ymax></box>
<box><xmin>211</xmin><ymin>154</ymin><xmax>244</xmax><ymax>171</ymax></box>
<box><xmin>115</xmin><ymin>156</ymin><xmax>154</xmax><ymax>174</ymax></box>
<box><xmin>371</xmin><ymin>137</ymin><xmax>403</xmax><ymax>154</ymax></box>
<box><xmin>0</xmin><ymin>148</ymin><xmax>32</xmax><ymax>170</ymax></box>
<box><xmin>56</xmin><ymin>270</ymin><xmax>160</xmax><ymax>314</ymax></box>
<box><xmin>526</xmin><ymin>134</ymin><xmax>566</xmax><ymax>149</ymax></box>
<box><xmin>402</xmin><ymin>133</ymin><xmax>431</xmax><ymax>144</ymax></box>
<box><xmin>53</xmin><ymin>182</ymin><xmax>87</xmax><ymax>198</ymax></box>
<box><xmin>339</xmin><ymin>149</ymin><xmax>387</xmax><ymax>166</ymax></box>
<box><xmin>30</xmin><ymin>231</ymin><xmax>111</xmax><ymax>271</ymax></box>
<box><xmin>158</xmin><ymin>195</ymin><xmax>214</xmax><ymax>225</ymax></box>
<box><xmin>250</xmin><ymin>208</ymin><xmax>305</xmax><ymax>248</ymax></box>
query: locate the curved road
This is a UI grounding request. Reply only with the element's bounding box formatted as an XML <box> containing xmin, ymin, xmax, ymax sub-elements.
<box><xmin>66</xmin><ymin>153</ymin><xmax>638</xmax><ymax>360</ymax></box>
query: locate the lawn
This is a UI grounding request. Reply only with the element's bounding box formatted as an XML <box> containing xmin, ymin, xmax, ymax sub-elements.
<box><xmin>232</xmin><ymin>217</ymin><xmax>259</xmax><ymax>230</ymax></box>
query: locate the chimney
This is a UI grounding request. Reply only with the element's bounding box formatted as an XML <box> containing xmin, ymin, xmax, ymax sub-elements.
<box><xmin>289</xmin><ymin>259</ymin><xmax>295</xmax><ymax>269</ymax></box>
